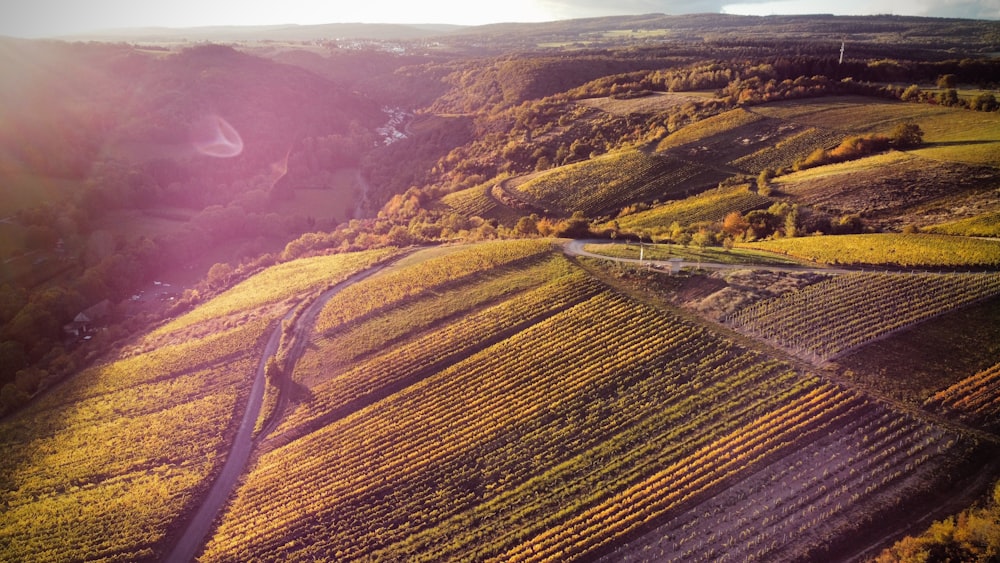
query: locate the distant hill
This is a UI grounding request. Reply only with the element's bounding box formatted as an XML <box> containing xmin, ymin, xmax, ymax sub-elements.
<box><xmin>55</xmin><ymin>22</ymin><xmax>466</xmax><ymax>42</ymax></box>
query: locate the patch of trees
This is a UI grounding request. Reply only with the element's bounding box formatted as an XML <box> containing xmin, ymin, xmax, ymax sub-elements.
<box><xmin>792</xmin><ymin>123</ymin><xmax>924</xmax><ymax>171</ymax></box>
<box><xmin>893</xmin><ymin>82</ymin><xmax>1000</xmax><ymax>112</ymax></box>
<box><xmin>876</xmin><ymin>480</ymin><xmax>1000</xmax><ymax>562</ymax></box>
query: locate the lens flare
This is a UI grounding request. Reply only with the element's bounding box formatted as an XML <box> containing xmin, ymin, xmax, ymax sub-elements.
<box><xmin>190</xmin><ymin>114</ymin><xmax>243</xmax><ymax>158</ymax></box>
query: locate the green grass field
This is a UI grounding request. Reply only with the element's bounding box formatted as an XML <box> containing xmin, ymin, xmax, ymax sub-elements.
<box><xmin>274</xmin><ymin>168</ymin><xmax>360</xmax><ymax>225</ymax></box>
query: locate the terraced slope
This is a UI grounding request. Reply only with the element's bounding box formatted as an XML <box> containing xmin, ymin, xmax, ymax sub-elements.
<box><xmin>512</xmin><ymin>149</ymin><xmax>727</xmax><ymax>217</ymax></box>
<box><xmin>614</xmin><ymin>185</ymin><xmax>771</xmax><ymax>231</ymax></box>
<box><xmin>727</xmin><ymin>272</ymin><xmax>1000</xmax><ymax>361</ymax></box>
<box><xmin>196</xmin><ymin>243</ymin><xmax>971</xmax><ymax>562</ymax></box>
<box><xmin>0</xmin><ymin>250</ymin><xmax>394</xmax><ymax>562</ymax></box>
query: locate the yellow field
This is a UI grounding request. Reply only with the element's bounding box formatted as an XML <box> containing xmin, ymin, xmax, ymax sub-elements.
<box><xmin>0</xmin><ymin>318</ymin><xmax>269</xmax><ymax>562</ymax></box>
<box><xmin>739</xmin><ymin>233</ymin><xmax>1000</xmax><ymax>267</ymax></box>
<box><xmin>150</xmin><ymin>248</ymin><xmax>398</xmax><ymax>338</ymax></box>
<box><xmin>656</xmin><ymin>108</ymin><xmax>764</xmax><ymax>151</ymax></box>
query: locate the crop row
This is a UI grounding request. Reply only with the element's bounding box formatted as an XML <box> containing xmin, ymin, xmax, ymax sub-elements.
<box><xmin>274</xmin><ymin>271</ymin><xmax>604</xmax><ymax>438</ymax></box>
<box><xmin>730</xmin><ymin>127</ymin><xmax>842</xmax><ymax>173</ymax></box>
<box><xmin>152</xmin><ymin>247</ymin><xmax>397</xmax><ymax>337</ymax></box>
<box><xmin>616</xmin><ymin>186</ymin><xmax>770</xmax><ymax>231</ymax></box>
<box><xmin>0</xmin><ymin>319</ymin><xmax>264</xmax><ymax>562</ymax></box>
<box><xmin>926</xmin><ymin>211</ymin><xmax>1000</xmax><ymax>238</ymax></box>
<box><xmin>727</xmin><ymin>272</ymin><xmax>1000</xmax><ymax>360</ymax></box>
<box><xmin>500</xmin><ymin>384</ymin><xmax>867</xmax><ymax>562</ymax></box>
<box><xmin>316</xmin><ymin>253</ymin><xmax>577</xmax><ymax>369</ymax></box>
<box><xmin>313</xmin><ymin>239</ymin><xmax>554</xmax><ymax>333</ymax></box>
<box><xmin>441</xmin><ymin>183</ymin><xmax>498</xmax><ymax>218</ymax></box>
<box><xmin>203</xmin><ymin>289</ymin><xmax>830</xmax><ymax>562</ymax></box>
<box><xmin>925</xmin><ymin>362</ymin><xmax>1000</xmax><ymax>430</ymax></box>
<box><xmin>656</xmin><ymin>108</ymin><xmax>765</xmax><ymax>152</ymax></box>
<box><xmin>738</xmin><ymin>233</ymin><xmax>1000</xmax><ymax>268</ymax></box>
<box><xmin>602</xmin><ymin>400</ymin><xmax>955</xmax><ymax>562</ymax></box>
<box><xmin>516</xmin><ymin>150</ymin><xmax>722</xmax><ymax>217</ymax></box>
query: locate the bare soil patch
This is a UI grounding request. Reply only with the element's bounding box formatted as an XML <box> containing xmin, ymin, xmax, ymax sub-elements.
<box><xmin>576</xmin><ymin>92</ymin><xmax>708</xmax><ymax>115</ymax></box>
<box><xmin>779</xmin><ymin>154</ymin><xmax>1000</xmax><ymax>230</ymax></box>
<box><xmin>657</xmin><ymin>269</ymin><xmax>831</xmax><ymax>322</ymax></box>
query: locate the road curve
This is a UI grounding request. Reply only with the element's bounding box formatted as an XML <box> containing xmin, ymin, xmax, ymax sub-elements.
<box><xmin>563</xmin><ymin>239</ymin><xmax>855</xmax><ymax>275</ymax></box>
<box><xmin>164</xmin><ymin>262</ymin><xmax>396</xmax><ymax>562</ymax></box>
<box><xmin>164</xmin><ymin>307</ymin><xmax>291</xmax><ymax>563</ymax></box>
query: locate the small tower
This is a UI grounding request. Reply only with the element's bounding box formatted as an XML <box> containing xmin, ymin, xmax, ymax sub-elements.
<box><xmin>839</xmin><ymin>40</ymin><xmax>845</xmax><ymax>64</ymax></box>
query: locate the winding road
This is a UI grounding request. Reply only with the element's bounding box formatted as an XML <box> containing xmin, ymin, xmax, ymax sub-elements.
<box><xmin>164</xmin><ymin>263</ymin><xmax>395</xmax><ymax>562</ymax></box>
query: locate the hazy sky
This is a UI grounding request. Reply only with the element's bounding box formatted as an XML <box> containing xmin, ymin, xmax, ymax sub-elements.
<box><xmin>1</xmin><ymin>0</ymin><xmax>997</xmax><ymax>38</ymax></box>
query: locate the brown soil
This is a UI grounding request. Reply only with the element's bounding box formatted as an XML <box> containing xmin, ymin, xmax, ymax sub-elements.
<box><xmin>781</xmin><ymin>155</ymin><xmax>1000</xmax><ymax>231</ymax></box>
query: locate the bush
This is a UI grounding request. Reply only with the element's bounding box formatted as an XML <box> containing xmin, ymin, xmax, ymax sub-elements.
<box><xmin>889</xmin><ymin>122</ymin><xmax>924</xmax><ymax>148</ymax></box>
<box><xmin>794</xmin><ymin>134</ymin><xmax>891</xmax><ymax>170</ymax></box>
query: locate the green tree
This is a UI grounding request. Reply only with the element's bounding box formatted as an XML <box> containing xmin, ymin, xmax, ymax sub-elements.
<box><xmin>207</xmin><ymin>262</ymin><xmax>234</xmax><ymax>289</ymax></box>
<box><xmin>939</xmin><ymin>89</ymin><xmax>961</xmax><ymax>107</ymax></box>
<box><xmin>514</xmin><ymin>215</ymin><xmax>538</xmax><ymax>236</ymax></box>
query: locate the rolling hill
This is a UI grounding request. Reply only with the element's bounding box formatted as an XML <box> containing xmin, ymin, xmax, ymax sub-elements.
<box><xmin>3</xmin><ymin>13</ymin><xmax>1000</xmax><ymax>563</ymax></box>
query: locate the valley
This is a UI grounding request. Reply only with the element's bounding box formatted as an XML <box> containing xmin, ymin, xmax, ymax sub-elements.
<box><xmin>1</xmin><ymin>12</ymin><xmax>1000</xmax><ymax>562</ymax></box>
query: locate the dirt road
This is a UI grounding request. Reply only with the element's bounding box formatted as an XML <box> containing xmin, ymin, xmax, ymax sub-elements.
<box><xmin>564</xmin><ymin>239</ymin><xmax>856</xmax><ymax>274</ymax></box>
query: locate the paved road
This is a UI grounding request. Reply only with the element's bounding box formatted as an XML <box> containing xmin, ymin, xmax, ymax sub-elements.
<box><xmin>164</xmin><ymin>306</ymin><xmax>291</xmax><ymax>563</ymax></box>
<box><xmin>564</xmin><ymin>239</ymin><xmax>855</xmax><ymax>274</ymax></box>
<box><xmin>164</xmin><ymin>263</ymin><xmax>396</xmax><ymax>562</ymax></box>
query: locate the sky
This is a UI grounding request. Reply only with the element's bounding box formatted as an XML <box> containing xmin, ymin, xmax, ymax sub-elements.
<box><xmin>1</xmin><ymin>0</ymin><xmax>997</xmax><ymax>38</ymax></box>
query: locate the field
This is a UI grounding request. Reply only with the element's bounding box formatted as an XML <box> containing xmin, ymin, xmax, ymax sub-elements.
<box><xmin>273</xmin><ymin>168</ymin><xmax>362</xmax><ymax>226</ymax></box>
<box><xmin>771</xmin><ymin>152</ymin><xmax>998</xmax><ymax>230</ymax></box>
<box><xmin>3</xmin><ymin>234</ymin><xmax>997</xmax><ymax>561</ymax></box>
<box><xmin>149</xmin><ymin>247</ymin><xmax>398</xmax><ymax>339</ymax></box>
<box><xmin>613</xmin><ymin>185</ymin><xmax>771</xmax><ymax>232</ymax></box>
<box><xmin>581</xmin><ymin>242</ymin><xmax>804</xmax><ymax>265</ymax></box>
<box><xmin>0</xmin><ymin>318</ymin><xmax>269</xmax><ymax>561</ymax></box>
<box><xmin>440</xmin><ymin>182</ymin><xmax>498</xmax><ymax>218</ymax></box>
<box><xmin>513</xmin><ymin>149</ymin><xmax>727</xmax><ymax>217</ymax></box>
<box><xmin>927</xmin><ymin>211</ymin><xmax>1000</xmax><ymax>237</ymax></box>
<box><xmin>200</xmin><ymin>247</ymin><xmax>969</xmax><ymax>561</ymax></box>
<box><xmin>727</xmin><ymin>271</ymin><xmax>1000</xmax><ymax>361</ymax></box>
<box><xmin>656</xmin><ymin>108</ymin><xmax>766</xmax><ymax>151</ymax></box>
<box><xmin>738</xmin><ymin>233</ymin><xmax>1000</xmax><ymax>268</ymax></box>
<box><xmin>835</xmin><ymin>295</ymin><xmax>1000</xmax><ymax>406</ymax></box>
<box><xmin>439</xmin><ymin>179</ymin><xmax>524</xmax><ymax>224</ymax></box>
<box><xmin>576</xmin><ymin>91</ymin><xmax>711</xmax><ymax>116</ymax></box>
<box><xmin>749</xmin><ymin>96</ymin><xmax>1000</xmax><ymax>166</ymax></box>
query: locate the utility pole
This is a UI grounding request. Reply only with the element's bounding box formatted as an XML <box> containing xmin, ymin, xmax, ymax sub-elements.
<box><xmin>839</xmin><ymin>40</ymin><xmax>845</xmax><ymax>65</ymax></box>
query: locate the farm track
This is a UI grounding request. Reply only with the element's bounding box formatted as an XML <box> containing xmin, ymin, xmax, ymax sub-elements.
<box><xmin>564</xmin><ymin>239</ymin><xmax>855</xmax><ymax>275</ymax></box>
<box><xmin>163</xmin><ymin>258</ymin><xmax>405</xmax><ymax>563</ymax></box>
